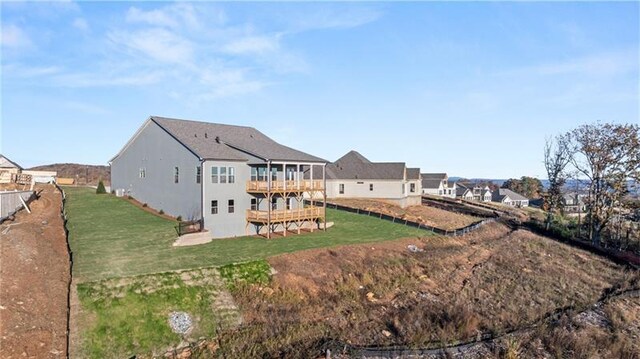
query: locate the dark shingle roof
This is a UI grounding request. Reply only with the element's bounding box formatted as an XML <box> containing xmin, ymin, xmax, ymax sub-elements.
<box><xmin>326</xmin><ymin>150</ymin><xmax>406</xmax><ymax>180</ymax></box>
<box><xmin>422</xmin><ymin>178</ymin><xmax>443</xmax><ymax>189</ymax></box>
<box><xmin>407</xmin><ymin>168</ymin><xmax>421</xmax><ymax>180</ymax></box>
<box><xmin>151</xmin><ymin>116</ymin><xmax>326</xmax><ymax>163</ymax></box>
<box><xmin>421</xmin><ymin>173</ymin><xmax>447</xmax><ymax>180</ymax></box>
<box><xmin>0</xmin><ymin>154</ymin><xmax>22</xmax><ymax>170</ymax></box>
<box><xmin>493</xmin><ymin>188</ymin><xmax>528</xmax><ymax>202</ymax></box>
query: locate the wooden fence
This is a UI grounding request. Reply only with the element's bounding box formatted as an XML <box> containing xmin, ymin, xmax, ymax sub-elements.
<box><xmin>0</xmin><ymin>190</ymin><xmax>36</xmax><ymax>222</ymax></box>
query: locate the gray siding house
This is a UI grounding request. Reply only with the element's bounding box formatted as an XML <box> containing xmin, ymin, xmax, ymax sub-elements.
<box><xmin>492</xmin><ymin>188</ymin><xmax>529</xmax><ymax>207</ymax></box>
<box><xmin>111</xmin><ymin>116</ymin><xmax>327</xmax><ymax>239</ymax></box>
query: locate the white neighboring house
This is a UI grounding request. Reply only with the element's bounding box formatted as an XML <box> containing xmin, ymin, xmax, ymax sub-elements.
<box><xmin>492</xmin><ymin>188</ymin><xmax>529</xmax><ymax>207</ymax></box>
<box><xmin>319</xmin><ymin>150</ymin><xmax>422</xmax><ymax>208</ymax></box>
<box><xmin>456</xmin><ymin>182</ymin><xmax>475</xmax><ymax>200</ymax></box>
<box><xmin>0</xmin><ymin>155</ymin><xmax>22</xmax><ymax>184</ymax></box>
<box><xmin>422</xmin><ymin>173</ymin><xmax>456</xmax><ymax>198</ymax></box>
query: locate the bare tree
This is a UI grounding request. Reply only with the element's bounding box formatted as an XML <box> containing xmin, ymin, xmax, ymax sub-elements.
<box><xmin>543</xmin><ymin>133</ymin><xmax>572</xmax><ymax>230</ymax></box>
<box><xmin>570</xmin><ymin>122</ymin><xmax>640</xmax><ymax>246</ymax></box>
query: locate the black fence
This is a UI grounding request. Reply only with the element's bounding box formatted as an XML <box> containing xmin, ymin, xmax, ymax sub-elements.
<box><xmin>320</xmin><ymin>201</ymin><xmax>495</xmax><ymax>237</ymax></box>
<box><xmin>421</xmin><ymin>196</ymin><xmax>497</xmax><ymax>218</ymax></box>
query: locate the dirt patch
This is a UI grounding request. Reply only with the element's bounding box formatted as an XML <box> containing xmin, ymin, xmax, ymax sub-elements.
<box><xmin>0</xmin><ymin>185</ymin><xmax>70</xmax><ymax>358</ymax></box>
<box><xmin>330</xmin><ymin>198</ymin><xmax>480</xmax><ymax>230</ymax></box>
<box><xmin>222</xmin><ymin>223</ymin><xmax>639</xmax><ymax>358</ymax></box>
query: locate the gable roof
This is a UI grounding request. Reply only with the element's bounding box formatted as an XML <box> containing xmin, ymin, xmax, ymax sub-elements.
<box><xmin>421</xmin><ymin>173</ymin><xmax>447</xmax><ymax>180</ymax></box>
<box><xmin>112</xmin><ymin>116</ymin><xmax>326</xmax><ymax>163</ymax></box>
<box><xmin>406</xmin><ymin>168</ymin><xmax>421</xmax><ymax>180</ymax></box>
<box><xmin>493</xmin><ymin>188</ymin><xmax>528</xmax><ymax>202</ymax></box>
<box><xmin>0</xmin><ymin>155</ymin><xmax>22</xmax><ymax>170</ymax></box>
<box><xmin>456</xmin><ymin>184</ymin><xmax>472</xmax><ymax>197</ymax></box>
<box><xmin>325</xmin><ymin>150</ymin><xmax>406</xmax><ymax>180</ymax></box>
<box><xmin>422</xmin><ymin>178</ymin><xmax>443</xmax><ymax>189</ymax></box>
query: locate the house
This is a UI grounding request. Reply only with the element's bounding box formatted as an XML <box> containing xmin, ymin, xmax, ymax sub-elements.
<box><xmin>562</xmin><ymin>193</ymin><xmax>586</xmax><ymax>213</ymax></box>
<box><xmin>492</xmin><ymin>188</ymin><xmax>529</xmax><ymax>207</ymax></box>
<box><xmin>455</xmin><ymin>182</ymin><xmax>475</xmax><ymax>200</ymax></box>
<box><xmin>111</xmin><ymin>116</ymin><xmax>328</xmax><ymax>239</ymax></box>
<box><xmin>422</xmin><ymin>173</ymin><xmax>456</xmax><ymax>198</ymax></box>
<box><xmin>317</xmin><ymin>150</ymin><xmax>422</xmax><ymax>208</ymax></box>
<box><xmin>0</xmin><ymin>155</ymin><xmax>23</xmax><ymax>184</ymax></box>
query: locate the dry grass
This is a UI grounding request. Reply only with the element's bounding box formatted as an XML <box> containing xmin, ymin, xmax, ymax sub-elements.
<box><xmin>330</xmin><ymin>198</ymin><xmax>480</xmax><ymax>230</ymax></box>
<box><xmin>221</xmin><ymin>223</ymin><xmax>640</xmax><ymax>358</ymax></box>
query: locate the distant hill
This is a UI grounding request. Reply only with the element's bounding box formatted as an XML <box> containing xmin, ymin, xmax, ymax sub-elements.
<box><xmin>29</xmin><ymin>163</ymin><xmax>110</xmax><ymax>186</ymax></box>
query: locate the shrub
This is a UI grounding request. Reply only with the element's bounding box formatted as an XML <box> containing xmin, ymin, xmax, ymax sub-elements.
<box><xmin>142</xmin><ymin>203</ymin><xmax>148</xmax><ymax>208</ymax></box>
<box><xmin>96</xmin><ymin>180</ymin><xmax>107</xmax><ymax>195</ymax></box>
<box><xmin>159</xmin><ymin>209</ymin><xmax>164</xmax><ymax>215</ymax></box>
<box><xmin>127</xmin><ymin>195</ymin><xmax>133</xmax><ymax>200</ymax></box>
<box><xmin>176</xmin><ymin>215</ymin><xmax>182</xmax><ymax>222</ymax></box>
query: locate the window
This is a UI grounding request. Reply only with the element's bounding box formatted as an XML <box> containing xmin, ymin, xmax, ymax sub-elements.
<box><xmin>258</xmin><ymin>167</ymin><xmax>266</xmax><ymax>181</ymax></box>
<box><xmin>439</xmin><ymin>190</ymin><xmax>443</xmax><ymax>195</ymax></box>
<box><xmin>250</xmin><ymin>198</ymin><xmax>258</xmax><ymax>211</ymax></box>
<box><xmin>228</xmin><ymin>167</ymin><xmax>235</xmax><ymax>183</ymax></box>
<box><xmin>286</xmin><ymin>167</ymin><xmax>295</xmax><ymax>181</ymax></box>
<box><xmin>357</xmin><ymin>181</ymin><xmax>364</xmax><ymax>185</ymax></box>
<box><xmin>174</xmin><ymin>167</ymin><xmax>179</xmax><ymax>183</ymax></box>
<box><xmin>271</xmin><ymin>197</ymin><xmax>277</xmax><ymax>210</ymax></box>
<box><xmin>369</xmin><ymin>183</ymin><xmax>374</xmax><ymax>191</ymax></box>
<box><xmin>228</xmin><ymin>199</ymin><xmax>235</xmax><ymax>213</ymax></box>
<box><xmin>271</xmin><ymin>167</ymin><xmax>277</xmax><ymax>181</ymax></box>
<box><xmin>339</xmin><ymin>184</ymin><xmax>345</xmax><ymax>194</ymax></box>
<box><xmin>139</xmin><ymin>168</ymin><xmax>146</xmax><ymax>179</ymax></box>
<box><xmin>410</xmin><ymin>183</ymin><xmax>416</xmax><ymax>193</ymax></box>
<box><xmin>211</xmin><ymin>167</ymin><xmax>218</xmax><ymax>183</ymax></box>
<box><xmin>251</xmin><ymin>167</ymin><xmax>258</xmax><ymax>181</ymax></box>
<box><xmin>220</xmin><ymin>167</ymin><xmax>227</xmax><ymax>184</ymax></box>
<box><xmin>211</xmin><ymin>200</ymin><xmax>218</xmax><ymax>214</ymax></box>
<box><xmin>286</xmin><ymin>198</ymin><xmax>291</xmax><ymax>210</ymax></box>
<box><xmin>196</xmin><ymin>166</ymin><xmax>201</xmax><ymax>184</ymax></box>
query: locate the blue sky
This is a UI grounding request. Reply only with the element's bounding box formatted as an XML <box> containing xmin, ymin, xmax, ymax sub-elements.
<box><xmin>1</xmin><ymin>1</ymin><xmax>638</xmax><ymax>179</ymax></box>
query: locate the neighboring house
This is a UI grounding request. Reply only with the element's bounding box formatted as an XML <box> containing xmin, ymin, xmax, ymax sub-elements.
<box><xmin>111</xmin><ymin>116</ymin><xmax>327</xmax><ymax>239</ymax></box>
<box><xmin>562</xmin><ymin>193</ymin><xmax>586</xmax><ymax>213</ymax></box>
<box><xmin>455</xmin><ymin>182</ymin><xmax>475</xmax><ymax>201</ymax></box>
<box><xmin>317</xmin><ymin>150</ymin><xmax>422</xmax><ymax>208</ymax></box>
<box><xmin>492</xmin><ymin>188</ymin><xmax>529</xmax><ymax>207</ymax></box>
<box><xmin>479</xmin><ymin>186</ymin><xmax>493</xmax><ymax>202</ymax></box>
<box><xmin>0</xmin><ymin>155</ymin><xmax>23</xmax><ymax>184</ymax></box>
<box><xmin>422</xmin><ymin>173</ymin><xmax>456</xmax><ymax>198</ymax></box>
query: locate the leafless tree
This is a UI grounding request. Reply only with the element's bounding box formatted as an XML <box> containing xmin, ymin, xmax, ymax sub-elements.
<box><xmin>543</xmin><ymin>133</ymin><xmax>573</xmax><ymax>230</ymax></box>
<box><xmin>569</xmin><ymin>122</ymin><xmax>640</xmax><ymax>246</ymax></box>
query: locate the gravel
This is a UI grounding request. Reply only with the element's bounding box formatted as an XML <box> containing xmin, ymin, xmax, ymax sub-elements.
<box><xmin>168</xmin><ymin>311</ymin><xmax>193</xmax><ymax>335</ymax></box>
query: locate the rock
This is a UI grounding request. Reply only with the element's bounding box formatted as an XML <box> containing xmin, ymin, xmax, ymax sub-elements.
<box><xmin>407</xmin><ymin>244</ymin><xmax>423</xmax><ymax>253</ymax></box>
<box><xmin>382</xmin><ymin>330</ymin><xmax>392</xmax><ymax>337</ymax></box>
<box><xmin>168</xmin><ymin>312</ymin><xmax>193</xmax><ymax>335</ymax></box>
<box><xmin>366</xmin><ymin>292</ymin><xmax>377</xmax><ymax>302</ymax></box>
<box><xmin>262</xmin><ymin>287</ymin><xmax>274</xmax><ymax>296</ymax></box>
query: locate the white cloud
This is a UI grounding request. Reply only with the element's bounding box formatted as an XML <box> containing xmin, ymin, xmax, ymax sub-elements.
<box><xmin>125</xmin><ymin>3</ymin><xmax>214</xmax><ymax>30</ymax></box>
<box><xmin>288</xmin><ymin>6</ymin><xmax>382</xmax><ymax>32</ymax></box>
<box><xmin>1</xmin><ymin>24</ymin><xmax>32</xmax><ymax>48</ymax></box>
<box><xmin>107</xmin><ymin>28</ymin><xmax>193</xmax><ymax>64</ymax></box>
<box><xmin>3</xmin><ymin>63</ymin><xmax>62</xmax><ymax>77</ymax></box>
<box><xmin>222</xmin><ymin>35</ymin><xmax>280</xmax><ymax>54</ymax></box>
<box><xmin>53</xmin><ymin>71</ymin><xmax>163</xmax><ymax>87</ymax></box>
<box><xmin>72</xmin><ymin>18</ymin><xmax>89</xmax><ymax>32</ymax></box>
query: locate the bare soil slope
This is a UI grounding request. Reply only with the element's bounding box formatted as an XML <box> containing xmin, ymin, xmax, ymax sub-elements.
<box><xmin>0</xmin><ymin>185</ymin><xmax>70</xmax><ymax>358</ymax></box>
<box><xmin>222</xmin><ymin>223</ymin><xmax>639</xmax><ymax>358</ymax></box>
<box><xmin>29</xmin><ymin>163</ymin><xmax>109</xmax><ymax>186</ymax></box>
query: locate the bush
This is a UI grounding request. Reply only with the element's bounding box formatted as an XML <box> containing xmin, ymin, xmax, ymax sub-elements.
<box><xmin>142</xmin><ymin>203</ymin><xmax>148</xmax><ymax>208</ymax></box>
<box><xmin>176</xmin><ymin>215</ymin><xmax>182</xmax><ymax>222</ymax></box>
<box><xmin>127</xmin><ymin>195</ymin><xmax>133</xmax><ymax>200</ymax></box>
<box><xmin>96</xmin><ymin>180</ymin><xmax>107</xmax><ymax>195</ymax></box>
<box><xmin>159</xmin><ymin>209</ymin><xmax>164</xmax><ymax>215</ymax></box>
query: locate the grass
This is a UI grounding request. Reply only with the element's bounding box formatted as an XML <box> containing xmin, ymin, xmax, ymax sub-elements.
<box><xmin>64</xmin><ymin>187</ymin><xmax>427</xmax><ymax>282</ymax></box>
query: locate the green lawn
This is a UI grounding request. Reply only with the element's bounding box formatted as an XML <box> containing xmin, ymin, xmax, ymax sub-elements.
<box><xmin>65</xmin><ymin>187</ymin><xmax>427</xmax><ymax>282</ymax></box>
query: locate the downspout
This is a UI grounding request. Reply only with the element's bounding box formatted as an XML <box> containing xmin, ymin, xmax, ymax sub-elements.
<box><xmin>200</xmin><ymin>160</ymin><xmax>205</xmax><ymax>232</ymax></box>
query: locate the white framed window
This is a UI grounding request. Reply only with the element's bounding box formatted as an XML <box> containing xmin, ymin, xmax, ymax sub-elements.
<box><xmin>251</xmin><ymin>167</ymin><xmax>258</xmax><ymax>181</ymax></box>
<box><xmin>139</xmin><ymin>168</ymin><xmax>146</xmax><ymax>179</ymax></box>
<box><xmin>228</xmin><ymin>167</ymin><xmax>235</xmax><ymax>183</ymax></box>
<box><xmin>196</xmin><ymin>166</ymin><xmax>201</xmax><ymax>184</ymax></box>
<box><xmin>286</xmin><ymin>198</ymin><xmax>291</xmax><ymax>210</ymax></box>
<box><xmin>271</xmin><ymin>167</ymin><xmax>277</xmax><ymax>181</ymax></box>
<box><xmin>369</xmin><ymin>183</ymin><xmax>374</xmax><ymax>191</ymax></box>
<box><xmin>410</xmin><ymin>183</ymin><xmax>416</xmax><ymax>193</ymax></box>
<box><xmin>174</xmin><ymin>167</ymin><xmax>179</xmax><ymax>183</ymax></box>
<box><xmin>220</xmin><ymin>167</ymin><xmax>227</xmax><ymax>184</ymax></box>
<box><xmin>211</xmin><ymin>200</ymin><xmax>218</xmax><ymax>214</ymax></box>
<box><xmin>250</xmin><ymin>198</ymin><xmax>258</xmax><ymax>211</ymax></box>
<box><xmin>211</xmin><ymin>167</ymin><xmax>218</xmax><ymax>183</ymax></box>
<box><xmin>339</xmin><ymin>184</ymin><xmax>345</xmax><ymax>194</ymax></box>
<box><xmin>228</xmin><ymin>199</ymin><xmax>235</xmax><ymax>213</ymax></box>
<box><xmin>271</xmin><ymin>197</ymin><xmax>277</xmax><ymax>210</ymax></box>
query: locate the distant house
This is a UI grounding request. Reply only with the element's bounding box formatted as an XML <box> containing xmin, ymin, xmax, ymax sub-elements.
<box><xmin>492</xmin><ymin>188</ymin><xmax>529</xmax><ymax>207</ymax></box>
<box><xmin>319</xmin><ymin>150</ymin><xmax>422</xmax><ymax>208</ymax></box>
<box><xmin>0</xmin><ymin>154</ymin><xmax>23</xmax><ymax>184</ymax></box>
<box><xmin>455</xmin><ymin>183</ymin><xmax>475</xmax><ymax>200</ymax></box>
<box><xmin>422</xmin><ymin>173</ymin><xmax>456</xmax><ymax>198</ymax></box>
<box><xmin>474</xmin><ymin>186</ymin><xmax>492</xmax><ymax>202</ymax></box>
<box><xmin>562</xmin><ymin>193</ymin><xmax>586</xmax><ymax>213</ymax></box>
<box><xmin>111</xmin><ymin>116</ymin><xmax>328</xmax><ymax>239</ymax></box>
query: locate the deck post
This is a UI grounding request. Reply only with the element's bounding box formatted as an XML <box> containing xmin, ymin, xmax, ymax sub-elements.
<box><xmin>267</xmin><ymin>161</ymin><xmax>272</xmax><ymax>239</ymax></box>
<box><xmin>323</xmin><ymin>163</ymin><xmax>327</xmax><ymax>231</ymax></box>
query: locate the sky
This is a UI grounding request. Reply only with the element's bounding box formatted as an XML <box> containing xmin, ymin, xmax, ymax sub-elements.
<box><xmin>1</xmin><ymin>1</ymin><xmax>638</xmax><ymax>179</ymax></box>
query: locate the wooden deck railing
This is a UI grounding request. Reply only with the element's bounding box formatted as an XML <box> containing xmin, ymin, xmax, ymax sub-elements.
<box><xmin>246</xmin><ymin>206</ymin><xmax>324</xmax><ymax>223</ymax></box>
<box><xmin>246</xmin><ymin>180</ymin><xmax>324</xmax><ymax>192</ymax></box>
